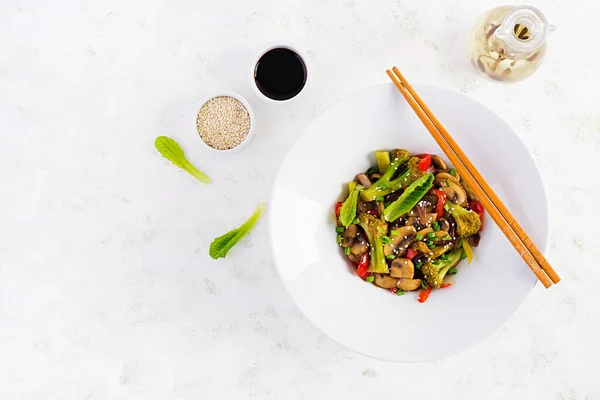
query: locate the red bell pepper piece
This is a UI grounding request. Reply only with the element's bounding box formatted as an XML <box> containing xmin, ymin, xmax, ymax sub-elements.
<box><xmin>417</xmin><ymin>154</ymin><xmax>431</xmax><ymax>171</ymax></box>
<box><xmin>389</xmin><ymin>288</ymin><xmax>398</xmax><ymax>294</ymax></box>
<box><xmin>469</xmin><ymin>199</ymin><xmax>484</xmax><ymax>219</ymax></box>
<box><xmin>335</xmin><ymin>202</ymin><xmax>343</xmax><ymax>219</ymax></box>
<box><xmin>440</xmin><ymin>283</ymin><xmax>452</xmax><ymax>289</ymax></box>
<box><xmin>418</xmin><ymin>286</ymin><xmax>432</xmax><ymax>303</ymax></box>
<box><xmin>406</xmin><ymin>248</ymin><xmax>417</xmax><ymax>260</ymax></box>
<box><xmin>469</xmin><ymin>199</ymin><xmax>484</xmax><ymax>231</ymax></box>
<box><xmin>356</xmin><ymin>252</ymin><xmax>369</xmax><ymax>279</ymax></box>
<box><xmin>433</xmin><ymin>188</ymin><xmax>446</xmax><ymax>218</ymax></box>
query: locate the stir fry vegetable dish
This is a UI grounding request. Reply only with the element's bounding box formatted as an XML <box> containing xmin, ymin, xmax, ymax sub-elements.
<box><xmin>335</xmin><ymin>149</ymin><xmax>484</xmax><ymax>302</ymax></box>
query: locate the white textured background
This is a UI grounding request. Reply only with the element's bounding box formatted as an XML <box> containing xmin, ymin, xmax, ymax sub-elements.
<box><xmin>1</xmin><ymin>0</ymin><xmax>598</xmax><ymax>399</ymax></box>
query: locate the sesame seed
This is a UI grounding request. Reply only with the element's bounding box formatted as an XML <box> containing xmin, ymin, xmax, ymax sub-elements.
<box><xmin>196</xmin><ymin>96</ymin><xmax>251</xmax><ymax>150</ymax></box>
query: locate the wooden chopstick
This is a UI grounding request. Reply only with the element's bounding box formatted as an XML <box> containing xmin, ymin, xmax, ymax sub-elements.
<box><xmin>386</xmin><ymin>67</ymin><xmax>560</xmax><ymax>288</ymax></box>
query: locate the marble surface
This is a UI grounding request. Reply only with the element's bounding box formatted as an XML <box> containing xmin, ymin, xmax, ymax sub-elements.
<box><xmin>0</xmin><ymin>0</ymin><xmax>598</xmax><ymax>399</ymax></box>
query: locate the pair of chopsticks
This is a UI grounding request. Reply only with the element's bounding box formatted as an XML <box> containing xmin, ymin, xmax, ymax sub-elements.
<box><xmin>386</xmin><ymin>67</ymin><xmax>560</xmax><ymax>288</ymax></box>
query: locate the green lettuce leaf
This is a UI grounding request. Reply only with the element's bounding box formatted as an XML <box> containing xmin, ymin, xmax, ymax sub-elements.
<box><xmin>155</xmin><ymin>136</ymin><xmax>210</xmax><ymax>184</ymax></box>
<box><xmin>383</xmin><ymin>173</ymin><xmax>434</xmax><ymax>222</ymax></box>
<box><xmin>209</xmin><ymin>203</ymin><xmax>266</xmax><ymax>259</ymax></box>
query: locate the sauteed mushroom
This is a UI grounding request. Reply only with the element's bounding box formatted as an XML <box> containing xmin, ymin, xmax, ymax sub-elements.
<box><xmin>384</xmin><ymin>225</ymin><xmax>416</xmax><ymax>257</ymax></box>
<box><xmin>431</xmin><ymin>155</ymin><xmax>447</xmax><ymax>170</ymax></box>
<box><xmin>390</xmin><ymin>258</ymin><xmax>414</xmax><ymax>279</ymax></box>
<box><xmin>397</xmin><ymin>279</ymin><xmax>422</xmax><ymax>291</ymax></box>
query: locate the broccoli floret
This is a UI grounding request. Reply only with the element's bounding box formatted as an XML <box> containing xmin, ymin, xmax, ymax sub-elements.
<box><xmin>399</xmin><ymin>157</ymin><xmax>427</xmax><ymax>188</ymax></box>
<box><xmin>390</xmin><ymin>149</ymin><xmax>410</xmax><ymax>162</ymax></box>
<box><xmin>447</xmin><ymin>201</ymin><xmax>482</xmax><ymax>237</ymax></box>
<box><xmin>421</xmin><ymin>249</ymin><xmax>462</xmax><ymax>288</ymax></box>
<box><xmin>361</xmin><ymin>151</ymin><xmax>420</xmax><ymax>201</ymax></box>
<box><xmin>358</xmin><ymin>213</ymin><xmax>389</xmax><ymax>274</ymax></box>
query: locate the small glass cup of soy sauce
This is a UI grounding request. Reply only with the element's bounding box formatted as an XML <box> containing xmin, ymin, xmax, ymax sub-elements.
<box><xmin>252</xmin><ymin>44</ymin><xmax>308</xmax><ymax>102</ymax></box>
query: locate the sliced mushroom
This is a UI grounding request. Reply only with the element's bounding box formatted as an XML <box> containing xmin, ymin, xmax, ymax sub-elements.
<box><xmin>452</xmin><ymin>170</ymin><xmax>461</xmax><ymax>182</ymax></box>
<box><xmin>350</xmin><ymin>236</ymin><xmax>368</xmax><ymax>255</ymax></box>
<box><xmin>417</xmin><ymin>228</ymin><xmax>448</xmax><ymax>242</ymax></box>
<box><xmin>397</xmin><ymin>278</ymin><xmax>422</xmax><ymax>291</ymax></box>
<box><xmin>342</xmin><ymin>224</ymin><xmax>359</xmax><ymax>247</ymax></box>
<box><xmin>406</xmin><ymin>217</ymin><xmax>418</xmax><ymax>226</ymax></box>
<box><xmin>413</xmin><ymin>241</ymin><xmax>432</xmax><ymax>255</ymax></box>
<box><xmin>355</xmin><ymin>173</ymin><xmax>372</xmax><ymax>188</ymax></box>
<box><xmin>421</xmin><ymin>213</ymin><xmax>438</xmax><ymax>226</ymax></box>
<box><xmin>408</xmin><ymin>195</ymin><xmax>438</xmax><ymax>216</ymax></box>
<box><xmin>369</xmin><ymin>173</ymin><xmax>382</xmax><ymax>181</ymax></box>
<box><xmin>434</xmin><ymin>230</ymin><xmax>450</xmax><ymax>240</ymax></box>
<box><xmin>434</xmin><ymin>172</ymin><xmax>460</xmax><ymax>187</ymax></box>
<box><xmin>384</xmin><ymin>225</ymin><xmax>417</xmax><ymax>257</ymax></box>
<box><xmin>373</xmin><ymin>274</ymin><xmax>399</xmax><ymax>289</ymax></box>
<box><xmin>431</xmin><ymin>155</ymin><xmax>447</xmax><ymax>170</ymax></box>
<box><xmin>424</xmin><ymin>194</ymin><xmax>439</xmax><ymax>207</ymax></box>
<box><xmin>442</xmin><ymin>181</ymin><xmax>468</xmax><ymax>207</ymax></box>
<box><xmin>347</xmin><ymin>252</ymin><xmax>361</xmax><ymax>263</ymax></box>
<box><xmin>417</xmin><ymin>227</ymin><xmax>434</xmax><ymax>237</ymax></box>
<box><xmin>437</xmin><ymin>218</ymin><xmax>450</xmax><ymax>232</ymax></box>
<box><xmin>390</xmin><ymin>258</ymin><xmax>414</xmax><ymax>279</ymax></box>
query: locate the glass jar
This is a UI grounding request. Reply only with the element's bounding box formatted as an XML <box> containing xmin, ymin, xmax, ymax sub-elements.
<box><xmin>467</xmin><ymin>6</ymin><xmax>551</xmax><ymax>83</ymax></box>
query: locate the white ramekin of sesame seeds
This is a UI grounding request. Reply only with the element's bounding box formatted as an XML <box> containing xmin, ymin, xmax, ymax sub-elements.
<box><xmin>193</xmin><ymin>91</ymin><xmax>256</xmax><ymax>153</ymax></box>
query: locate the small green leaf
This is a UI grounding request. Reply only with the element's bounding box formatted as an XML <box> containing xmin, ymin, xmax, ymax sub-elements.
<box><xmin>209</xmin><ymin>203</ymin><xmax>265</xmax><ymax>259</ymax></box>
<box><xmin>154</xmin><ymin>136</ymin><xmax>211</xmax><ymax>184</ymax></box>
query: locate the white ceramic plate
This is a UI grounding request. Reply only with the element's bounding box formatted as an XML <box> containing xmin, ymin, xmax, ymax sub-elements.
<box><xmin>269</xmin><ymin>83</ymin><xmax>548</xmax><ymax>362</ymax></box>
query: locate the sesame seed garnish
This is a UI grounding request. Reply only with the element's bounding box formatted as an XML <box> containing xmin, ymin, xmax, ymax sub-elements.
<box><xmin>196</xmin><ymin>96</ymin><xmax>251</xmax><ymax>150</ymax></box>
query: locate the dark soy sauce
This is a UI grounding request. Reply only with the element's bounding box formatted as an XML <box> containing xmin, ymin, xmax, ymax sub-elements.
<box><xmin>254</xmin><ymin>48</ymin><xmax>307</xmax><ymax>101</ymax></box>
